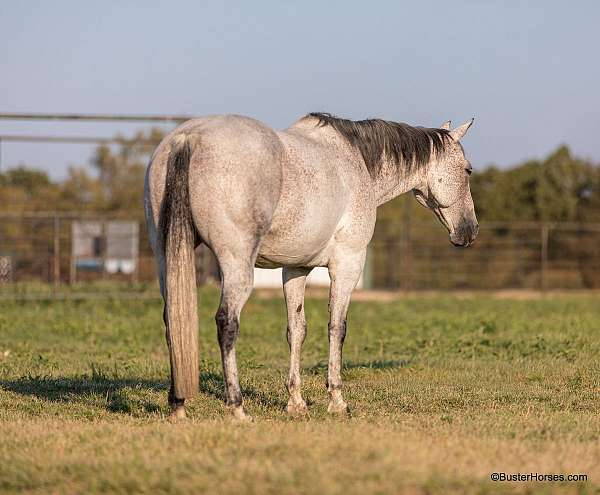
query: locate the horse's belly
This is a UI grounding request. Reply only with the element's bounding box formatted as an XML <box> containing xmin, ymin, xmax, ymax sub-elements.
<box><xmin>256</xmin><ymin>205</ymin><xmax>341</xmax><ymax>268</ymax></box>
<box><xmin>256</xmin><ymin>226</ymin><xmax>335</xmax><ymax>268</ymax></box>
<box><xmin>255</xmin><ymin>240</ymin><xmax>331</xmax><ymax>268</ymax></box>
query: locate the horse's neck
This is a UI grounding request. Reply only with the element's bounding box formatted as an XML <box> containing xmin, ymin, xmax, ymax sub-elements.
<box><xmin>373</xmin><ymin>160</ymin><xmax>427</xmax><ymax>206</ymax></box>
<box><xmin>285</xmin><ymin>120</ymin><xmax>428</xmax><ymax>206</ymax></box>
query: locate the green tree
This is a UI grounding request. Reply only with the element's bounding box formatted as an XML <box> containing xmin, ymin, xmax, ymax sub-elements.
<box><xmin>90</xmin><ymin>128</ymin><xmax>164</xmax><ymax>216</ymax></box>
<box><xmin>536</xmin><ymin>146</ymin><xmax>596</xmax><ymax>222</ymax></box>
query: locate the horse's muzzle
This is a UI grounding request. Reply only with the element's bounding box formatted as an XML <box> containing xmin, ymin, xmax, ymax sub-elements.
<box><xmin>450</xmin><ymin>221</ymin><xmax>479</xmax><ymax>247</ymax></box>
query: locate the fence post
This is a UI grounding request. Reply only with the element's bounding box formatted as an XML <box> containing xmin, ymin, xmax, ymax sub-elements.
<box><xmin>540</xmin><ymin>223</ymin><xmax>549</xmax><ymax>291</ymax></box>
<box><xmin>53</xmin><ymin>216</ymin><xmax>60</xmax><ymax>287</ymax></box>
<box><xmin>101</xmin><ymin>221</ymin><xmax>107</xmax><ymax>280</ymax></box>
<box><xmin>69</xmin><ymin>218</ymin><xmax>76</xmax><ymax>285</ymax></box>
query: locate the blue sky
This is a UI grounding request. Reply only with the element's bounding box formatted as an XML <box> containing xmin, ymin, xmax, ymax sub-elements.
<box><xmin>1</xmin><ymin>1</ymin><xmax>599</xmax><ymax>178</ymax></box>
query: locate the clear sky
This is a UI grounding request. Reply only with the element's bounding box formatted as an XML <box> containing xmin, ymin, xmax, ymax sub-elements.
<box><xmin>1</xmin><ymin>1</ymin><xmax>599</xmax><ymax>179</ymax></box>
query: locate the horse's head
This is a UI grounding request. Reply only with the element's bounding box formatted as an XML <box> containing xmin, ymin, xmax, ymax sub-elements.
<box><xmin>413</xmin><ymin>119</ymin><xmax>478</xmax><ymax>247</ymax></box>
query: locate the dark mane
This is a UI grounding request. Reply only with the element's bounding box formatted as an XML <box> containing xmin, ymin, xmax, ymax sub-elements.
<box><xmin>306</xmin><ymin>112</ymin><xmax>450</xmax><ymax>178</ymax></box>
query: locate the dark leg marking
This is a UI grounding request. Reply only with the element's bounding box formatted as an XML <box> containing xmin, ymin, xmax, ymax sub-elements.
<box><xmin>168</xmin><ymin>385</ymin><xmax>185</xmax><ymax>408</ymax></box>
<box><xmin>287</xmin><ymin>375</ymin><xmax>298</xmax><ymax>391</ymax></box>
<box><xmin>216</xmin><ymin>306</ymin><xmax>240</xmax><ymax>352</ymax></box>
<box><xmin>328</xmin><ymin>319</ymin><xmax>347</xmax><ymax>344</ymax></box>
<box><xmin>215</xmin><ymin>306</ymin><xmax>242</xmax><ymax>407</ymax></box>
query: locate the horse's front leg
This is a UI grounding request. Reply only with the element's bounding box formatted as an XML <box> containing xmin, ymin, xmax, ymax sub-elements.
<box><xmin>327</xmin><ymin>250</ymin><xmax>366</xmax><ymax>414</ymax></box>
<box><xmin>283</xmin><ymin>267</ymin><xmax>312</xmax><ymax>416</ymax></box>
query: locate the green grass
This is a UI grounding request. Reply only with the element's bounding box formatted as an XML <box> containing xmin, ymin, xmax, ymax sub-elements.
<box><xmin>1</xmin><ymin>288</ymin><xmax>599</xmax><ymax>494</ymax></box>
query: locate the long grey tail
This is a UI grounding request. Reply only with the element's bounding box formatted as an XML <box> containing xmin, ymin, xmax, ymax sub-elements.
<box><xmin>159</xmin><ymin>134</ymin><xmax>199</xmax><ymax>399</ymax></box>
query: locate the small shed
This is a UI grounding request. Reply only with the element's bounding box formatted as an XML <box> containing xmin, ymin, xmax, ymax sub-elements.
<box><xmin>71</xmin><ymin>220</ymin><xmax>139</xmax><ymax>281</ymax></box>
<box><xmin>105</xmin><ymin>221</ymin><xmax>139</xmax><ymax>274</ymax></box>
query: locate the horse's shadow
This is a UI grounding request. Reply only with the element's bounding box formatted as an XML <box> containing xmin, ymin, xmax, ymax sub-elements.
<box><xmin>1</xmin><ymin>359</ymin><xmax>406</xmax><ymax>415</ymax></box>
<box><xmin>0</xmin><ymin>374</ymin><xmax>170</xmax><ymax>413</ymax></box>
<box><xmin>306</xmin><ymin>358</ymin><xmax>410</xmax><ymax>374</ymax></box>
<box><xmin>0</xmin><ymin>369</ymin><xmax>286</xmax><ymax>414</ymax></box>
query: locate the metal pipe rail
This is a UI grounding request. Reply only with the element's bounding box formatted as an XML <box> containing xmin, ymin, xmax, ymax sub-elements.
<box><xmin>0</xmin><ymin>112</ymin><xmax>193</xmax><ymax>122</ymax></box>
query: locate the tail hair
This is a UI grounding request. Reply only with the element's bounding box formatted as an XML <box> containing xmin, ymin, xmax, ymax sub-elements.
<box><xmin>159</xmin><ymin>133</ymin><xmax>199</xmax><ymax>399</ymax></box>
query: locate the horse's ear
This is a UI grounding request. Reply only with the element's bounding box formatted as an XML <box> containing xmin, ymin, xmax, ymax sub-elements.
<box><xmin>450</xmin><ymin>118</ymin><xmax>474</xmax><ymax>141</ymax></box>
<box><xmin>440</xmin><ymin>120</ymin><xmax>451</xmax><ymax>130</ymax></box>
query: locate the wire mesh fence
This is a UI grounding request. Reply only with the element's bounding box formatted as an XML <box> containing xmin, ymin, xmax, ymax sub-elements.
<box><xmin>0</xmin><ymin>212</ymin><xmax>217</xmax><ymax>289</ymax></box>
<box><xmin>370</xmin><ymin>220</ymin><xmax>600</xmax><ymax>290</ymax></box>
<box><xmin>1</xmin><ymin>212</ymin><xmax>599</xmax><ymax>291</ymax></box>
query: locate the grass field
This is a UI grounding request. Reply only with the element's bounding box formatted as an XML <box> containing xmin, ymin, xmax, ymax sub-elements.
<box><xmin>1</xmin><ymin>287</ymin><xmax>599</xmax><ymax>494</ymax></box>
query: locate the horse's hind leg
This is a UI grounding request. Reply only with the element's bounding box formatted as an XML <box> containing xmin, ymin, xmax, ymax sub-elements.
<box><xmin>214</xmin><ymin>250</ymin><xmax>255</xmax><ymax>421</ymax></box>
<box><xmin>283</xmin><ymin>267</ymin><xmax>311</xmax><ymax>416</ymax></box>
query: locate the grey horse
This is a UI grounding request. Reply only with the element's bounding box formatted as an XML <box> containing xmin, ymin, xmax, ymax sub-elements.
<box><xmin>144</xmin><ymin>112</ymin><xmax>477</xmax><ymax>420</ymax></box>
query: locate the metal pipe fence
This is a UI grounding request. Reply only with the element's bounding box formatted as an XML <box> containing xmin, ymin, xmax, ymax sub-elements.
<box><xmin>0</xmin><ymin>111</ymin><xmax>190</xmax><ymax>170</ymax></box>
<box><xmin>0</xmin><ymin>112</ymin><xmax>192</xmax><ymax>122</ymax></box>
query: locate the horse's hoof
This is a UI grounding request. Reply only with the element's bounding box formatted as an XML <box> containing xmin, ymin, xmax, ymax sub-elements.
<box><xmin>231</xmin><ymin>405</ymin><xmax>253</xmax><ymax>422</ymax></box>
<box><xmin>286</xmin><ymin>400</ymin><xmax>309</xmax><ymax>417</ymax></box>
<box><xmin>169</xmin><ymin>404</ymin><xmax>187</xmax><ymax>421</ymax></box>
<box><xmin>327</xmin><ymin>400</ymin><xmax>349</xmax><ymax>415</ymax></box>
